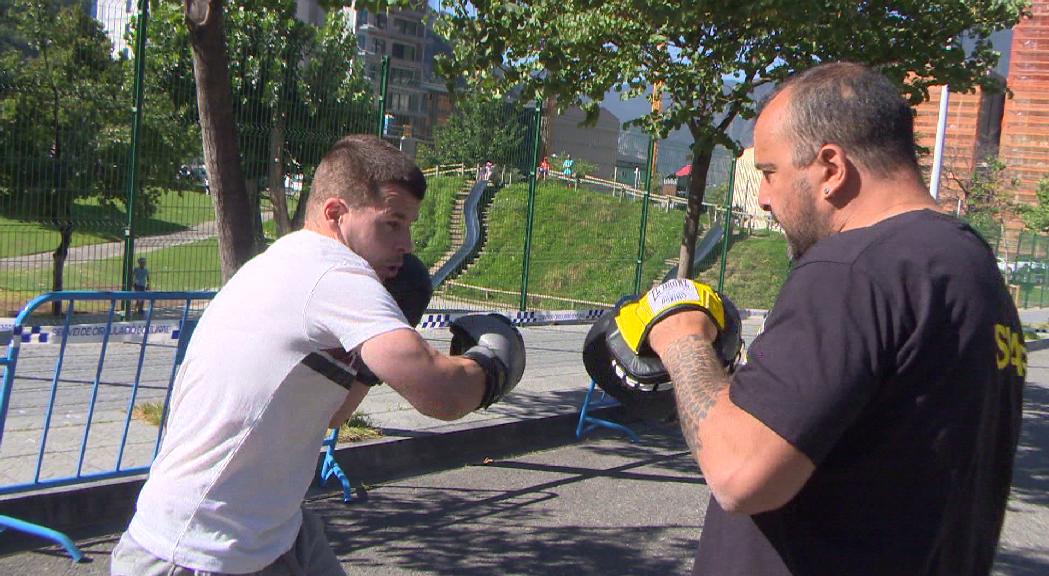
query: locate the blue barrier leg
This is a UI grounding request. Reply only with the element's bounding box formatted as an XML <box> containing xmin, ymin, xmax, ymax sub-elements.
<box><xmin>0</xmin><ymin>515</ymin><xmax>83</xmax><ymax>562</ymax></box>
<box><xmin>319</xmin><ymin>429</ymin><xmax>354</xmax><ymax>503</ymax></box>
<box><xmin>576</xmin><ymin>380</ymin><xmax>640</xmax><ymax>443</ymax></box>
<box><xmin>575</xmin><ymin>379</ymin><xmax>598</xmax><ymax>439</ymax></box>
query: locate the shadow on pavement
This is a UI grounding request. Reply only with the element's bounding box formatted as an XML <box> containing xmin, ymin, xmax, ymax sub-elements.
<box><xmin>318</xmin><ymin>427</ymin><xmax>701</xmax><ymax>576</ymax></box>
<box><xmin>1010</xmin><ymin>377</ymin><xmax>1049</xmax><ymax>508</ymax></box>
<box><xmin>994</xmin><ymin>547</ymin><xmax>1049</xmax><ymax>576</ymax></box>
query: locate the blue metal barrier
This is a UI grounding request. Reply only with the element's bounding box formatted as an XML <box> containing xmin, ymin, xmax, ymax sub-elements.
<box><xmin>319</xmin><ymin>428</ymin><xmax>354</xmax><ymax>503</ymax></box>
<box><xmin>0</xmin><ymin>291</ymin><xmax>214</xmax><ymax>561</ymax></box>
<box><xmin>576</xmin><ymin>379</ymin><xmax>640</xmax><ymax>443</ymax></box>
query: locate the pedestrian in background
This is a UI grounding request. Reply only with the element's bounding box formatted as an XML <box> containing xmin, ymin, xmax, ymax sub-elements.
<box><xmin>133</xmin><ymin>257</ymin><xmax>150</xmax><ymax>315</ymax></box>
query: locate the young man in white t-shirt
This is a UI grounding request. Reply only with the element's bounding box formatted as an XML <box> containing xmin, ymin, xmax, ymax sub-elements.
<box><xmin>111</xmin><ymin>135</ymin><xmax>525</xmax><ymax>575</ymax></box>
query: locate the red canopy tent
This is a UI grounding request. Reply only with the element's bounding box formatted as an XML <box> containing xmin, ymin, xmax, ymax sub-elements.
<box><xmin>674</xmin><ymin>165</ymin><xmax>691</xmax><ymax>177</ymax></box>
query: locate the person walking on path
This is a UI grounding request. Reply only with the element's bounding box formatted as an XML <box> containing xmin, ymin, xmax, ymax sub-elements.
<box><xmin>132</xmin><ymin>257</ymin><xmax>150</xmax><ymax>315</ymax></box>
<box><xmin>562</xmin><ymin>154</ymin><xmax>575</xmax><ymax>178</ymax></box>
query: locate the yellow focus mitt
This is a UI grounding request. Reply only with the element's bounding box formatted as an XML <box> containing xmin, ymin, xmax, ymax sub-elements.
<box><xmin>614</xmin><ymin>278</ymin><xmax>726</xmax><ymax>354</ymax></box>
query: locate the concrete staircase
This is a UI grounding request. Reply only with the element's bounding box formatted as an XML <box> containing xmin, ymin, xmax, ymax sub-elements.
<box><xmin>429</xmin><ymin>180</ymin><xmax>479</xmax><ymax>279</ymax></box>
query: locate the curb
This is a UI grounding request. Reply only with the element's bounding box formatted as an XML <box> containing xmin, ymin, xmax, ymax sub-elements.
<box><xmin>1028</xmin><ymin>337</ymin><xmax>1049</xmax><ymax>352</ymax></box>
<box><xmin>319</xmin><ymin>405</ymin><xmax>630</xmax><ymax>496</ymax></box>
<box><xmin>0</xmin><ymin>405</ymin><xmax>628</xmax><ymax>553</ymax></box>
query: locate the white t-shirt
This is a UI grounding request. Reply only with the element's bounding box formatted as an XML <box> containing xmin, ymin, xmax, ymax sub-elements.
<box><xmin>128</xmin><ymin>230</ymin><xmax>409</xmax><ymax>573</ymax></box>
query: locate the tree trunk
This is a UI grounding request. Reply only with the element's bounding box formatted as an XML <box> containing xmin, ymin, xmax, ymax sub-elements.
<box><xmin>51</xmin><ymin>223</ymin><xmax>72</xmax><ymax>315</ymax></box>
<box><xmin>267</xmin><ymin>112</ymin><xmax>292</xmax><ymax>236</ymax></box>
<box><xmin>245</xmin><ymin>177</ymin><xmax>265</xmax><ymax>247</ymax></box>
<box><xmin>185</xmin><ymin>0</ymin><xmax>256</xmax><ymax>281</ymax></box>
<box><xmin>677</xmin><ymin>146</ymin><xmax>714</xmax><ymax>279</ymax></box>
<box><xmin>541</xmin><ymin>94</ymin><xmax>556</xmax><ymax>157</ymax></box>
<box><xmin>291</xmin><ymin>187</ymin><xmax>309</xmax><ymax>230</ymax></box>
<box><xmin>49</xmin><ymin>83</ymin><xmax>65</xmax><ymax>316</ymax></box>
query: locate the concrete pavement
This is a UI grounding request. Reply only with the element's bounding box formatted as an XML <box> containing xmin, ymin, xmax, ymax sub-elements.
<box><xmin>2</xmin><ymin>315</ymin><xmax>1049</xmax><ymax>575</ymax></box>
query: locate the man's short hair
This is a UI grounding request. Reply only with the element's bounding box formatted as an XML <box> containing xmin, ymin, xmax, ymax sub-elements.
<box><xmin>763</xmin><ymin>62</ymin><xmax>919</xmax><ymax>175</ymax></box>
<box><xmin>309</xmin><ymin>135</ymin><xmax>426</xmax><ymax>214</ymax></box>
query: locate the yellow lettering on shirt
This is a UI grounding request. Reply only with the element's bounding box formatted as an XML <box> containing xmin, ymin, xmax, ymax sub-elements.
<box><xmin>995</xmin><ymin>324</ymin><xmax>1027</xmax><ymax>377</ymax></box>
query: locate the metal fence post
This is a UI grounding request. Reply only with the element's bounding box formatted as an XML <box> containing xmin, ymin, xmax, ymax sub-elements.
<box><xmin>633</xmin><ymin>136</ymin><xmax>655</xmax><ymax>294</ymax></box>
<box><xmin>122</xmin><ymin>0</ymin><xmax>150</xmax><ymax>294</ymax></box>
<box><xmin>375</xmin><ymin>56</ymin><xmax>390</xmax><ymax>136</ymax></box>
<box><xmin>519</xmin><ymin>100</ymin><xmax>543</xmax><ymax>311</ymax></box>
<box><xmin>717</xmin><ymin>156</ymin><xmax>737</xmax><ymax>292</ymax></box>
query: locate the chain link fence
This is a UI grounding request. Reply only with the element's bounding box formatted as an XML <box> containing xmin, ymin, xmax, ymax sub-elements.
<box><xmin>1</xmin><ymin>0</ymin><xmax>755</xmax><ymax>317</ymax></box>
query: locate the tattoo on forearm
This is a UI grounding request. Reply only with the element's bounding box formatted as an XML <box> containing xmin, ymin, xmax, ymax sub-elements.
<box><xmin>665</xmin><ymin>335</ymin><xmax>731</xmax><ymax>455</ymax></box>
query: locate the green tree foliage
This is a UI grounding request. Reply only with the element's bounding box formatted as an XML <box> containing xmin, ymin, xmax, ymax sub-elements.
<box><xmin>1019</xmin><ymin>177</ymin><xmax>1049</xmax><ymax>233</ymax></box>
<box><xmin>418</xmin><ymin>96</ymin><xmax>527</xmax><ymax>170</ymax></box>
<box><xmin>950</xmin><ymin>156</ymin><xmax>1018</xmax><ymax>239</ymax></box>
<box><xmin>435</xmin><ymin>0</ymin><xmax>1026</xmax><ymax>277</ymax></box>
<box><xmin>0</xmin><ymin>0</ymin><xmax>126</xmax><ymax>297</ymax></box>
<box><xmin>143</xmin><ymin>0</ymin><xmax>374</xmax><ymax>237</ymax></box>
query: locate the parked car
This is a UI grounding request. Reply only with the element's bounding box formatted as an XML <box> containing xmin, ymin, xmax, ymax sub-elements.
<box><xmin>178</xmin><ymin>163</ymin><xmax>210</xmax><ymax>193</ymax></box>
<box><xmin>1006</xmin><ymin>260</ymin><xmax>1048</xmax><ymax>283</ymax></box>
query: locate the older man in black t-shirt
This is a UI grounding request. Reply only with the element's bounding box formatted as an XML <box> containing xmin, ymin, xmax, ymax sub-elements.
<box><xmin>643</xmin><ymin>63</ymin><xmax>1025</xmax><ymax>575</ymax></box>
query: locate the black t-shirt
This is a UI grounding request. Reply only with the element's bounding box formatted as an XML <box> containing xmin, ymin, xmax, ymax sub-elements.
<box><xmin>693</xmin><ymin>210</ymin><xmax>1025</xmax><ymax>576</ymax></box>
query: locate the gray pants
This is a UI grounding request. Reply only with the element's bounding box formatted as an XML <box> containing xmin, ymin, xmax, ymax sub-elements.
<box><xmin>110</xmin><ymin>507</ymin><xmax>346</xmax><ymax>576</ymax></box>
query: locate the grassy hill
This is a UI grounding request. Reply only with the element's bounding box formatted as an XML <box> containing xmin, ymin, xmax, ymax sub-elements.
<box><xmin>412</xmin><ymin>175</ymin><xmax>461</xmax><ymax>268</ymax></box>
<box><xmin>695</xmin><ymin>230</ymin><xmax>790</xmax><ymax>310</ymax></box>
<box><xmin>444</xmin><ymin>181</ymin><xmax>687</xmax><ymax>307</ymax></box>
<box><xmin>442</xmin><ymin>180</ymin><xmax>789</xmax><ymax>310</ymax></box>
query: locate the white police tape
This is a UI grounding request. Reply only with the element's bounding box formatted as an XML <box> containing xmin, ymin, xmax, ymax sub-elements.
<box><xmin>418</xmin><ymin>307</ymin><xmax>766</xmax><ymax>330</ymax></box>
<box><xmin>417</xmin><ymin>309</ymin><xmax>605</xmax><ymax>329</ymax></box>
<box><xmin>2</xmin><ymin>308</ymin><xmax>769</xmax><ymax>345</ymax></box>
<box><xmin>4</xmin><ymin>319</ymin><xmax>185</xmax><ymax>346</ymax></box>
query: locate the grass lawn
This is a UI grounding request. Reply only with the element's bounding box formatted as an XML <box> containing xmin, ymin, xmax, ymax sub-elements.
<box><xmin>0</xmin><ymin>176</ymin><xmax>790</xmax><ymax>315</ymax></box>
<box><xmin>445</xmin><ymin>181</ymin><xmax>688</xmax><ymax>307</ymax></box>
<box><xmin>695</xmin><ymin>229</ymin><xmax>790</xmax><ymax>311</ymax></box>
<box><xmin>10</xmin><ymin>175</ymin><xmax>466</xmax><ymax>298</ymax></box>
<box><xmin>0</xmin><ymin>189</ymin><xmax>215</xmax><ymax>258</ymax></box>
<box><xmin>412</xmin><ymin>175</ymin><xmax>462</xmax><ymax>268</ymax></box>
<box><xmin>0</xmin><ymin>237</ymin><xmax>223</xmax><ymax>304</ymax></box>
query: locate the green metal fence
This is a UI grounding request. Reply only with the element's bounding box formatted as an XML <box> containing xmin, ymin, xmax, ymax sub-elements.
<box><xmin>0</xmin><ymin>0</ymin><xmax>385</xmax><ymax>314</ymax></box>
<box><xmin>0</xmin><ymin>1</ymin><xmax>807</xmax><ymax>316</ymax></box>
<box><xmin>998</xmin><ymin>229</ymin><xmax>1049</xmax><ymax>309</ymax></box>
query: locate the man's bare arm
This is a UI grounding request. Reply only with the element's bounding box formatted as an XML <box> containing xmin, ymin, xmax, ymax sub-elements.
<box><xmin>650</xmin><ymin>312</ymin><xmax>815</xmax><ymax>514</ymax></box>
<box><xmin>360</xmin><ymin>328</ymin><xmax>486</xmax><ymax>421</ymax></box>
<box><xmin>663</xmin><ymin>334</ymin><xmax>730</xmax><ymax>456</ymax></box>
<box><xmin>328</xmin><ymin>383</ymin><xmax>369</xmax><ymax>429</ymax></box>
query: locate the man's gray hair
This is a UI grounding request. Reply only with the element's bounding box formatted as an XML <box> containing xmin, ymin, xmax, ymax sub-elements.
<box><xmin>762</xmin><ymin>62</ymin><xmax>919</xmax><ymax>175</ymax></box>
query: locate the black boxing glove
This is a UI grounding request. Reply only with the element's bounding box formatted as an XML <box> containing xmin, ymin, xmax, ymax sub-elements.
<box><xmin>449</xmin><ymin>313</ymin><xmax>526</xmax><ymax>410</ymax></box>
<box><xmin>352</xmin><ymin>253</ymin><xmax>433</xmax><ymax>386</ymax></box>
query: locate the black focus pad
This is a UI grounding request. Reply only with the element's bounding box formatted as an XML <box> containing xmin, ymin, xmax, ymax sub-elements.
<box><xmin>386</xmin><ymin>253</ymin><xmax>433</xmax><ymax>327</ymax></box>
<box><xmin>716</xmin><ymin>295</ymin><xmax>744</xmax><ymax>370</ymax></box>
<box><xmin>582</xmin><ymin>294</ymin><xmax>745</xmax><ymax>421</ymax></box>
<box><xmin>354</xmin><ymin>254</ymin><xmax>434</xmax><ymax>386</ymax></box>
<box><xmin>583</xmin><ymin>310</ymin><xmax>678</xmax><ymax>421</ymax></box>
<box><xmin>606</xmin><ymin>317</ymin><xmax>671</xmax><ymax>386</ymax></box>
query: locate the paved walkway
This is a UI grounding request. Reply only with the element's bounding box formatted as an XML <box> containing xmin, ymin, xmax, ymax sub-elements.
<box><xmin>0</xmin><ymin>221</ymin><xmax>220</xmax><ymax>269</ymax></box>
<box><xmin>0</xmin><ymin>321</ymin><xmax>621</xmax><ymax>488</ymax></box>
<box><xmin>2</xmin><ymin>316</ymin><xmax>1048</xmax><ymax>574</ymax></box>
